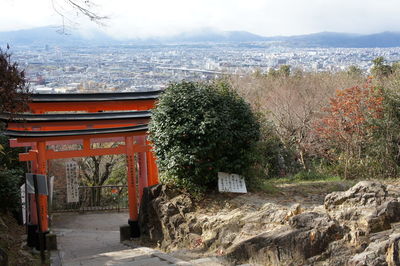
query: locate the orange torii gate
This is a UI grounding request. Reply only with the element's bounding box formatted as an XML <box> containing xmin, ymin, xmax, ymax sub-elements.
<box><xmin>1</xmin><ymin>91</ymin><xmax>161</xmax><ymax>248</ymax></box>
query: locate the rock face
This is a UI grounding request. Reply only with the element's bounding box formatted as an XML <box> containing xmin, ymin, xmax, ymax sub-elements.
<box><xmin>325</xmin><ymin>181</ymin><xmax>400</xmax><ymax>235</ymax></box>
<box><xmin>227</xmin><ymin>212</ymin><xmax>344</xmax><ymax>265</ymax></box>
<box><xmin>139</xmin><ymin>181</ymin><xmax>400</xmax><ymax>265</ymax></box>
<box><xmin>139</xmin><ymin>184</ymin><xmax>196</xmax><ymax>250</ymax></box>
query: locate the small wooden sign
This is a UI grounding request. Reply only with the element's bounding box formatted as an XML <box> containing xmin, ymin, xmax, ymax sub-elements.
<box><xmin>218</xmin><ymin>172</ymin><xmax>247</xmax><ymax>193</ymax></box>
<box><xmin>66</xmin><ymin>161</ymin><xmax>79</xmax><ymax>203</ymax></box>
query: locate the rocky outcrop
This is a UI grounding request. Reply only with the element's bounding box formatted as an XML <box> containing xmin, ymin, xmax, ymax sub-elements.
<box><xmin>227</xmin><ymin>212</ymin><xmax>344</xmax><ymax>265</ymax></box>
<box><xmin>139</xmin><ymin>184</ymin><xmax>196</xmax><ymax>250</ymax></box>
<box><xmin>139</xmin><ymin>181</ymin><xmax>400</xmax><ymax>265</ymax></box>
<box><xmin>325</xmin><ymin>181</ymin><xmax>400</xmax><ymax>236</ymax></box>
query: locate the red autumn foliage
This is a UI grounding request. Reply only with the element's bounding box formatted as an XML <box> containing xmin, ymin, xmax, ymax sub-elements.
<box><xmin>0</xmin><ymin>48</ymin><xmax>30</xmax><ymax>114</ymax></box>
<box><xmin>315</xmin><ymin>81</ymin><xmax>384</xmax><ymax>156</ymax></box>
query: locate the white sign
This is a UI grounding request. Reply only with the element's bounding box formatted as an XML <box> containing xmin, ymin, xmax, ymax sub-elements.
<box><xmin>49</xmin><ymin>176</ymin><xmax>54</xmax><ymax>207</ymax></box>
<box><xmin>218</xmin><ymin>172</ymin><xmax>247</xmax><ymax>193</ymax></box>
<box><xmin>66</xmin><ymin>161</ymin><xmax>79</xmax><ymax>203</ymax></box>
<box><xmin>20</xmin><ymin>184</ymin><xmax>26</xmax><ymax>225</ymax></box>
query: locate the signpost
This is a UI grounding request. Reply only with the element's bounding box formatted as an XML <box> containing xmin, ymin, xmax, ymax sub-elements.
<box><xmin>66</xmin><ymin>161</ymin><xmax>79</xmax><ymax>203</ymax></box>
<box><xmin>218</xmin><ymin>172</ymin><xmax>247</xmax><ymax>193</ymax></box>
<box><xmin>20</xmin><ymin>184</ymin><xmax>26</xmax><ymax>225</ymax></box>
<box><xmin>49</xmin><ymin>176</ymin><xmax>54</xmax><ymax>210</ymax></box>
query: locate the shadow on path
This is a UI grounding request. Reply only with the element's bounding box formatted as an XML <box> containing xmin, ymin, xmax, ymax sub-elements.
<box><xmin>51</xmin><ymin>212</ymin><xmax>129</xmax><ymax>265</ymax></box>
<box><xmin>50</xmin><ymin>212</ymin><xmax>194</xmax><ymax>266</ymax></box>
<box><xmin>51</xmin><ymin>212</ymin><xmax>227</xmax><ymax>266</ymax></box>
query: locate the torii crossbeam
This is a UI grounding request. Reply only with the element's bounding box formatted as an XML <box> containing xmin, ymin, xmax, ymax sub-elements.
<box><xmin>1</xmin><ymin>91</ymin><xmax>161</xmax><ymax>249</ymax></box>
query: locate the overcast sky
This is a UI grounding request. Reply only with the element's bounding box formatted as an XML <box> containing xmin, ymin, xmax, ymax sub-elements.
<box><xmin>1</xmin><ymin>0</ymin><xmax>400</xmax><ymax>38</ymax></box>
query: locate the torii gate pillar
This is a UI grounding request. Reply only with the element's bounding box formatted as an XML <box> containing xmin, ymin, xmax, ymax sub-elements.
<box><xmin>125</xmin><ymin>136</ymin><xmax>140</xmax><ymax>237</ymax></box>
<box><xmin>26</xmin><ymin>141</ymin><xmax>49</xmax><ymax>249</ymax></box>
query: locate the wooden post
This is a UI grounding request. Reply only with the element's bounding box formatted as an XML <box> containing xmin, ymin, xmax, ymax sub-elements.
<box><xmin>146</xmin><ymin>152</ymin><xmax>159</xmax><ymax>186</ymax></box>
<box><xmin>136</xmin><ymin>136</ymin><xmax>148</xmax><ymax>203</ymax></box>
<box><xmin>146</xmin><ymin>140</ymin><xmax>159</xmax><ymax>186</ymax></box>
<box><xmin>32</xmin><ymin>174</ymin><xmax>45</xmax><ymax>263</ymax></box>
<box><xmin>27</xmin><ymin>155</ymin><xmax>39</xmax><ymax>249</ymax></box>
<box><xmin>29</xmin><ymin>159</ymin><xmax>38</xmax><ymax>225</ymax></box>
<box><xmin>37</xmin><ymin>142</ymin><xmax>49</xmax><ymax>232</ymax></box>
<box><xmin>125</xmin><ymin>136</ymin><xmax>140</xmax><ymax>237</ymax></box>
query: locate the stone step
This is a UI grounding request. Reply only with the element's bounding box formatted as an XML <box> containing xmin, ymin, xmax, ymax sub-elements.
<box><xmin>121</xmin><ymin>242</ymin><xmax>192</xmax><ymax>265</ymax></box>
<box><xmin>189</xmin><ymin>257</ymin><xmax>225</xmax><ymax>266</ymax></box>
<box><xmin>61</xmin><ymin>248</ymin><xmax>149</xmax><ymax>266</ymax></box>
<box><xmin>113</xmin><ymin>256</ymin><xmax>172</xmax><ymax>266</ymax></box>
<box><xmin>60</xmin><ymin>247</ymin><xmax>193</xmax><ymax>266</ymax></box>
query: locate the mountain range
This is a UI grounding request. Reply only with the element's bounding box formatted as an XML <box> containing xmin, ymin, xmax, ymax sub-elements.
<box><xmin>1</xmin><ymin>26</ymin><xmax>400</xmax><ymax>48</ymax></box>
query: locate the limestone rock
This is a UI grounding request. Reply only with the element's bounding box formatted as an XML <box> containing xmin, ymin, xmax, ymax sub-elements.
<box><xmin>346</xmin><ymin>230</ymin><xmax>400</xmax><ymax>266</ymax></box>
<box><xmin>139</xmin><ymin>184</ymin><xmax>194</xmax><ymax>250</ymax></box>
<box><xmin>386</xmin><ymin>234</ymin><xmax>400</xmax><ymax>266</ymax></box>
<box><xmin>226</xmin><ymin>212</ymin><xmax>343</xmax><ymax>265</ymax></box>
<box><xmin>139</xmin><ymin>181</ymin><xmax>400</xmax><ymax>265</ymax></box>
<box><xmin>325</xmin><ymin>181</ymin><xmax>400</xmax><ymax>237</ymax></box>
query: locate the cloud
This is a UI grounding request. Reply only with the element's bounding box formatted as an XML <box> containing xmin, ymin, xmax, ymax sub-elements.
<box><xmin>1</xmin><ymin>0</ymin><xmax>400</xmax><ymax>37</ymax></box>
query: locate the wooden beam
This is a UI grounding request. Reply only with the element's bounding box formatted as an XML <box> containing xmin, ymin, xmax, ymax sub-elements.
<box><xmin>19</xmin><ymin>150</ymin><xmax>37</xmax><ymax>161</ymax></box>
<box><xmin>14</xmin><ymin>131</ymin><xmax>147</xmax><ymax>143</ymax></box>
<box><xmin>45</xmin><ymin>146</ymin><xmax>127</xmax><ymax>159</ymax></box>
<box><xmin>10</xmin><ymin>139</ymin><xmax>34</xmax><ymax>148</ymax></box>
<box><xmin>7</xmin><ymin>119</ymin><xmax>149</xmax><ymax>131</ymax></box>
<box><xmin>11</xmin><ymin>137</ymin><xmax>130</xmax><ymax>148</ymax></box>
<box><xmin>18</xmin><ymin>144</ymin><xmax>149</xmax><ymax>161</ymax></box>
<box><xmin>29</xmin><ymin>100</ymin><xmax>156</xmax><ymax>113</ymax></box>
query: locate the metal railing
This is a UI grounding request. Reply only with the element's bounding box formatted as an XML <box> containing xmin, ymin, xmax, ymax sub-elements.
<box><xmin>51</xmin><ymin>185</ymin><xmax>128</xmax><ymax>212</ymax></box>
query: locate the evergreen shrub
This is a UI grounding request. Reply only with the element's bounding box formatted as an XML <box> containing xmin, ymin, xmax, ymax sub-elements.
<box><xmin>149</xmin><ymin>80</ymin><xmax>260</xmax><ymax>191</ymax></box>
<box><xmin>0</xmin><ymin>169</ymin><xmax>23</xmax><ymax>212</ymax></box>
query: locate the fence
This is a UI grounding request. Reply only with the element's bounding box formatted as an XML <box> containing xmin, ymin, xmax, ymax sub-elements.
<box><xmin>51</xmin><ymin>185</ymin><xmax>128</xmax><ymax>212</ymax></box>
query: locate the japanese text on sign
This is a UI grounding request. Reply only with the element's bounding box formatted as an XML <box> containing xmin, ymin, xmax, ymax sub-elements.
<box><xmin>66</xmin><ymin>161</ymin><xmax>79</xmax><ymax>203</ymax></box>
<box><xmin>218</xmin><ymin>172</ymin><xmax>247</xmax><ymax>193</ymax></box>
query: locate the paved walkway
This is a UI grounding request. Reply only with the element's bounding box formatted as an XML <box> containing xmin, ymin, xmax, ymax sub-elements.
<box><xmin>50</xmin><ymin>212</ymin><xmax>193</xmax><ymax>266</ymax></box>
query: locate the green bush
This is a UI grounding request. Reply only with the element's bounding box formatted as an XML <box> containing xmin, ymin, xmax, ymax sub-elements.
<box><xmin>149</xmin><ymin>80</ymin><xmax>260</xmax><ymax>191</ymax></box>
<box><xmin>0</xmin><ymin>134</ymin><xmax>24</xmax><ymax>170</ymax></box>
<box><xmin>0</xmin><ymin>169</ymin><xmax>23</xmax><ymax>212</ymax></box>
<box><xmin>0</xmin><ymin>133</ymin><xmax>25</xmax><ymax>213</ymax></box>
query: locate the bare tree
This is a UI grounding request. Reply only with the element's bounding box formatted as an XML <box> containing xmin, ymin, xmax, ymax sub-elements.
<box><xmin>51</xmin><ymin>0</ymin><xmax>108</xmax><ymax>33</ymax></box>
<box><xmin>79</xmin><ymin>155</ymin><xmax>120</xmax><ymax>187</ymax></box>
<box><xmin>230</xmin><ymin>71</ymin><xmax>365</xmax><ymax>170</ymax></box>
<box><xmin>77</xmin><ymin>143</ymin><xmax>125</xmax><ymax>205</ymax></box>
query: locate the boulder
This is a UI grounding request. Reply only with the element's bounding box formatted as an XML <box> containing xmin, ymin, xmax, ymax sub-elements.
<box><xmin>226</xmin><ymin>212</ymin><xmax>343</xmax><ymax>265</ymax></box>
<box><xmin>139</xmin><ymin>184</ymin><xmax>194</xmax><ymax>249</ymax></box>
<box><xmin>325</xmin><ymin>181</ymin><xmax>400</xmax><ymax>239</ymax></box>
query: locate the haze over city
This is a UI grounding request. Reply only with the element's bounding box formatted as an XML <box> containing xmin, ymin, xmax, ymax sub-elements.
<box><xmin>2</xmin><ymin>0</ymin><xmax>400</xmax><ymax>93</ymax></box>
<box><xmin>1</xmin><ymin>0</ymin><xmax>400</xmax><ymax>38</ymax></box>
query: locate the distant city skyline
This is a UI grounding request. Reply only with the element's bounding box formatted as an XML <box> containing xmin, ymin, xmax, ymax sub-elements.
<box><xmin>1</xmin><ymin>0</ymin><xmax>400</xmax><ymax>39</ymax></box>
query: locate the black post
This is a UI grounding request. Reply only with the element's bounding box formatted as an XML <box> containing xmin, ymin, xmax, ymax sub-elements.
<box><xmin>128</xmin><ymin>219</ymin><xmax>140</xmax><ymax>237</ymax></box>
<box><xmin>32</xmin><ymin>174</ymin><xmax>45</xmax><ymax>264</ymax></box>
